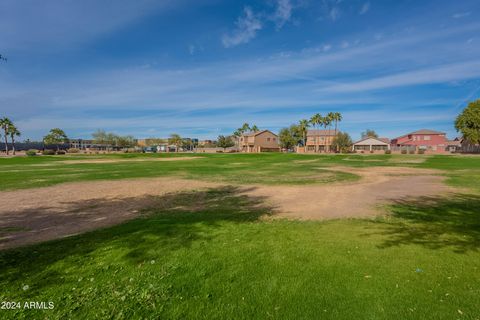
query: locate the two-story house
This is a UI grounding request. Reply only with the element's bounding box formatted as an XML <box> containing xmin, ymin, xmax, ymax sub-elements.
<box><xmin>390</xmin><ymin>129</ymin><xmax>448</xmax><ymax>152</ymax></box>
<box><xmin>305</xmin><ymin>130</ymin><xmax>336</xmax><ymax>152</ymax></box>
<box><xmin>239</xmin><ymin>130</ymin><xmax>280</xmax><ymax>152</ymax></box>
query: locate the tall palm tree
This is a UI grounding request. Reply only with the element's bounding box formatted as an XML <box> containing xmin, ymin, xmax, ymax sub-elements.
<box><xmin>332</xmin><ymin>112</ymin><xmax>342</xmax><ymax>135</ymax></box>
<box><xmin>298</xmin><ymin>119</ymin><xmax>310</xmax><ymax>148</ymax></box>
<box><xmin>331</xmin><ymin>112</ymin><xmax>343</xmax><ymax>152</ymax></box>
<box><xmin>240</xmin><ymin>123</ymin><xmax>250</xmax><ymax>133</ymax></box>
<box><xmin>309</xmin><ymin>113</ymin><xmax>323</xmax><ymax>152</ymax></box>
<box><xmin>8</xmin><ymin>125</ymin><xmax>20</xmax><ymax>155</ymax></box>
<box><xmin>0</xmin><ymin>117</ymin><xmax>13</xmax><ymax>155</ymax></box>
<box><xmin>250</xmin><ymin>125</ymin><xmax>259</xmax><ymax>132</ymax></box>
<box><xmin>322</xmin><ymin>115</ymin><xmax>332</xmax><ymax>152</ymax></box>
<box><xmin>327</xmin><ymin>112</ymin><xmax>335</xmax><ymax>132</ymax></box>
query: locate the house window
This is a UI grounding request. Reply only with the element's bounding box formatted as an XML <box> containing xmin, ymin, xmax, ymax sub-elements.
<box><xmin>424</xmin><ymin>136</ymin><xmax>431</xmax><ymax>141</ymax></box>
<box><xmin>273</xmin><ymin>138</ymin><xmax>276</xmax><ymax>141</ymax></box>
<box><xmin>267</xmin><ymin>138</ymin><xmax>271</xmax><ymax>141</ymax></box>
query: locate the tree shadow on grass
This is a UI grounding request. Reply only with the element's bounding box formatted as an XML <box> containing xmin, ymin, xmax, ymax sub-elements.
<box><xmin>370</xmin><ymin>193</ymin><xmax>480</xmax><ymax>253</ymax></box>
<box><xmin>0</xmin><ymin>186</ymin><xmax>273</xmax><ymax>295</ymax></box>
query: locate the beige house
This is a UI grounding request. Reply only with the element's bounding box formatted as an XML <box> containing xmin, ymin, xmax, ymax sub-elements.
<box><xmin>239</xmin><ymin>130</ymin><xmax>280</xmax><ymax>152</ymax></box>
<box><xmin>352</xmin><ymin>137</ymin><xmax>390</xmax><ymax>152</ymax></box>
<box><xmin>304</xmin><ymin>129</ymin><xmax>337</xmax><ymax>152</ymax></box>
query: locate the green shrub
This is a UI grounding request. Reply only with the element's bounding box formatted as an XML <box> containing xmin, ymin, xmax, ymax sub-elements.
<box><xmin>26</xmin><ymin>149</ymin><xmax>37</xmax><ymax>156</ymax></box>
<box><xmin>56</xmin><ymin>150</ymin><xmax>66</xmax><ymax>155</ymax></box>
<box><xmin>418</xmin><ymin>149</ymin><xmax>425</xmax><ymax>154</ymax></box>
<box><xmin>409</xmin><ymin>150</ymin><xmax>415</xmax><ymax>154</ymax></box>
<box><xmin>384</xmin><ymin>150</ymin><xmax>391</xmax><ymax>154</ymax></box>
<box><xmin>68</xmin><ymin>148</ymin><xmax>80</xmax><ymax>153</ymax></box>
<box><xmin>42</xmin><ymin>149</ymin><xmax>55</xmax><ymax>155</ymax></box>
<box><xmin>401</xmin><ymin>149</ymin><xmax>407</xmax><ymax>154</ymax></box>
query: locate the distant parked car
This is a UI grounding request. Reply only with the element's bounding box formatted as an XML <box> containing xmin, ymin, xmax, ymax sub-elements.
<box><xmin>143</xmin><ymin>146</ymin><xmax>157</xmax><ymax>153</ymax></box>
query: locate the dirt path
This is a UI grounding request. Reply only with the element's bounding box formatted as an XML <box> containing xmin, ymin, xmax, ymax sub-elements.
<box><xmin>244</xmin><ymin>167</ymin><xmax>453</xmax><ymax>220</ymax></box>
<box><xmin>0</xmin><ymin>167</ymin><xmax>453</xmax><ymax>249</ymax></box>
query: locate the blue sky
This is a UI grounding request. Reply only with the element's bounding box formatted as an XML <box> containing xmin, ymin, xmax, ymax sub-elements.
<box><xmin>0</xmin><ymin>0</ymin><xmax>479</xmax><ymax>141</ymax></box>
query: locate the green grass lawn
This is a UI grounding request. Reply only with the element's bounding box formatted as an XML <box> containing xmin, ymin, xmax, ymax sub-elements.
<box><xmin>0</xmin><ymin>152</ymin><xmax>478</xmax><ymax>190</ymax></box>
<box><xmin>0</xmin><ymin>153</ymin><xmax>479</xmax><ymax>319</ymax></box>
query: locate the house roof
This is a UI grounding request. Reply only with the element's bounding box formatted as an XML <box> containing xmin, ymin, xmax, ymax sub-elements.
<box><xmin>307</xmin><ymin>129</ymin><xmax>337</xmax><ymax>136</ymax></box>
<box><xmin>353</xmin><ymin>137</ymin><xmax>390</xmax><ymax>145</ymax></box>
<box><xmin>242</xmin><ymin>130</ymin><xmax>277</xmax><ymax>137</ymax></box>
<box><xmin>407</xmin><ymin>129</ymin><xmax>445</xmax><ymax>135</ymax></box>
<box><xmin>446</xmin><ymin>140</ymin><xmax>461</xmax><ymax>146</ymax></box>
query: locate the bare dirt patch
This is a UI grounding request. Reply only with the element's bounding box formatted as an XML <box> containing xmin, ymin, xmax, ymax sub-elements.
<box><xmin>0</xmin><ymin>178</ymin><xmax>218</xmax><ymax>250</ymax></box>
<box><xmin>0</xmin><ymin>166</ymin><xmax>454</xmax><ymax>249</ymax></box>
<box><xmin>241</xmin><ymin>166</ymin><xmax>453</xmax><ymax>220</ymax></box>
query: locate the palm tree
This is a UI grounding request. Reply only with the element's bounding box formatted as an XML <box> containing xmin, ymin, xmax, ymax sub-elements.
<box><xmin>309</xmin><ymin>113</ymin><xmax>323</xmax><ymax>152</ymax></box>
<box><xmin>322</xmin><ymin>115</ymin><xmax>332</xmax><ymax>152</ymax></box>
<box><xmin>298</xmin><ymin>119</ymin><xmax>310</xmax><ymax>149</ymax></box>
<box><xmin>250</xmin><ymin>125</ymin><xmax>259</xmax><ymax>132</ymax></box>
<box><xmin>240</xmin><ymin>123</ymin><xmax>250</xmax><ymax>133</ymax></box>
<box><xmin>332</xmin><ymin>112</ymin><xmax>342</xmax><ymax>135</ymax></box>
<box><xmin>331</xmin><ymin>112</ymin><xmax>343</xmax><ymax>152</ymax></box>
<box><xmin>0</xmin><ymin>117</ymin><xmax>13</xmax><ymax>155</ymax></box>
<box><xmin>8</xmin><ymin>125</ymin><xmax>20</xmax><ymax>155</ymax></box>
<box><xmin>327</xmin><ymin>112</ymin><xmax>335</xmax><ymax>132</ymax></box>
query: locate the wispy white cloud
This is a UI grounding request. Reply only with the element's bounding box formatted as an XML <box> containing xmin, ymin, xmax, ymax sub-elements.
<box><xmin>272</xmin><ymin>0</ymin><xmax>293</xmax><ymax>29</ymax></box>
<box><xmin>319</xmin><ymin>60</ymin><xmax>480</xmax><ymax>93</ymax></box>
<box><xmin>452</xmin><ymin>12</ymin><xmax>471</xmax><ymax>19</ymax></box>
<box><xmin>359</xmin><ymin>2</ymin><xmax>370</xmax><ymax>15</ymax></box>
<box><xmin>329</xmin><ymin>7</ymin><xmax>340</xmax><ymax>21</ymax></box>
<box><xmin>222</xmin><ymin>7</ymin><xmax>262</xmax><ymax>48</ymax></box>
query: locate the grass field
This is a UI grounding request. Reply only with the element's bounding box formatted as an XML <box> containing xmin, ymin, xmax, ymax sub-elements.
<box><xmin>0</xmin><ymin>153</ymin><xmax>479</xmax><ymax>319</ymax></box>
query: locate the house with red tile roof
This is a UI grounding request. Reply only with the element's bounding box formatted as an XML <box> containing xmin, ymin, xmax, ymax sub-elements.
<box><xmin>390</xmin><ymin>129</ymin><xmax>448</xmax><ymax>153</ymax></box>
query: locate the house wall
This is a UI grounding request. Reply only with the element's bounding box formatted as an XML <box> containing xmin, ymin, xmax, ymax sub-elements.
<box><xmin>305</xmin><ymin>135</ymin><xmax>335</xmax><ymax>152</ymax></box>
<box><xmin>240</xmin><ymin>131</ymin><xmax>280</xmax><ymax>152</ymax></box>
<box><xmin>253</xmin><ymin>131</ymin><xmax>279</xmax><ymax>150</ymax></box>
<box><xmin>392</xmin><ymin>133</ymin><xmax>447</xmax><ymax>152</ymax></box>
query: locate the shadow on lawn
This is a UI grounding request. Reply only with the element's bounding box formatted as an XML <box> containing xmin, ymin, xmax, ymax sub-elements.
<box><xmin>0</xmin><ymin>186</ymin><xmax>272</xmax><ymax>294</ymax></box>
<box><xmin>373</xmin><ymin>193</ymin><xmax>480</xmax><ymax>253</ymax></box>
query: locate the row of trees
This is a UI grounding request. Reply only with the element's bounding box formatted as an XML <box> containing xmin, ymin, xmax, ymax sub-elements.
<box><xmin>92</xmin><ymin>130</ymin><xmax>135</xmax><ymax>149</ymax></box>
<box><xmin>0</xmin><ymin>117</ymin><xmax>71</xmax><ymax>155</ymax></box>
<box><xmin>0</xmin><ymin>118</ymin><xmax>21</xmax><ymax>155</ymax></box>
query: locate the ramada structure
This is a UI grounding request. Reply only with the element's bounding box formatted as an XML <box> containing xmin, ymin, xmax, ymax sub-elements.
<box><xmin>352</xmin><ymin>137</ymin><xmax>390</xmax><ymax>152</ymax></box>
<box><xmin>239</xmin><ymin>130</ymin><xmax>280</xmax><ymax>153</ymax></box>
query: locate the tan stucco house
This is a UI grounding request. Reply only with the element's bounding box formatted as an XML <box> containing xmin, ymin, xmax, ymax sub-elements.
<box><xmin>352</xmin><ymin>137</ymin><xmax>390</xmax><ymax>152</ymax></box>
<box><xmin>304</xmin><ymin>129</ymin><xmax>336</xmax><ymax>152</ymax></box>
<box><xmin>239</xmin><ymin>130</ymin><xmax>280</xmax><ymax>152</ymax></box>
